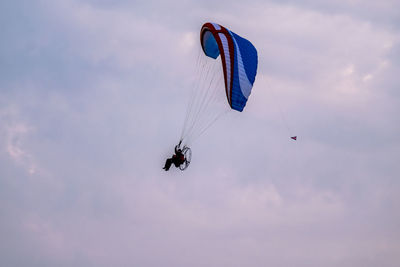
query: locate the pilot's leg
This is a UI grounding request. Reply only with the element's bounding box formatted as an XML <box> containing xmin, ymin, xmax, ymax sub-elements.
<box><xmin>163</xmin><ymin>158</ymin><xmax>173</xmax><ymax>171</ymax></box>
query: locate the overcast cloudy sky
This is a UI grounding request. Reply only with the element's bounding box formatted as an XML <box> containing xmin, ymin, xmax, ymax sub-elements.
<box><xmin>1</xmin><ymin>0</ymin><xmax>400</xmax><ymax>266</ymax></box>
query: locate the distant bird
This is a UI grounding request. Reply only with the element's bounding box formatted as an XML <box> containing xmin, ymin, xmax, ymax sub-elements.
<box><xmin>291</xmin><ymin>136</ymin><xmax>297</xmax><ymax>141</ymax></box>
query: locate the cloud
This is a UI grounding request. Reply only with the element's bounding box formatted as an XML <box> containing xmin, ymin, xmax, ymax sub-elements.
<box><xmin>0</xmin><ymin>107</ymin><xmax>38</xmax><ymax>175</ymax></box>
<box><xmin>1</xmin><ymin>0</ymin><xmax>400</xmax><ymax>266</ymax></box>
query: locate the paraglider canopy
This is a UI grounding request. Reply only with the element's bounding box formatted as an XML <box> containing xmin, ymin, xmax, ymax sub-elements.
<box><xmin>179</xmin><ymin>22</ymin><xmax>259</xmax><ymax>148</ymax></box>
<box><xmin>200</xmin><ymin>22</ymin><xmax>258</xmax><ymax>112</ymax></box>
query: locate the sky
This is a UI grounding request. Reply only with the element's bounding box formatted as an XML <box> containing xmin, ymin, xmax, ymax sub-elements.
<box><xmin>1</xmin><ymin>0</ymin><xmax>400</xmax><ymax>266</ymax></box>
